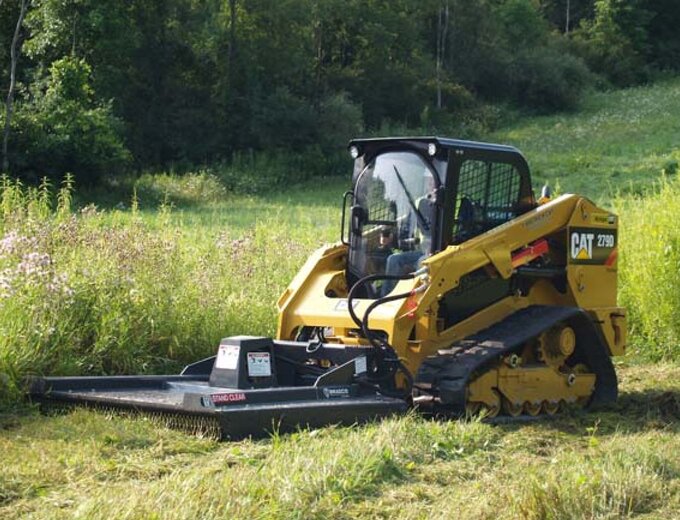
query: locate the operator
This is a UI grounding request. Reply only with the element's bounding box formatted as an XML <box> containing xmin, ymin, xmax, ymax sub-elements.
<box><xmin>379</xmin><ymin>226</ymin><xmax>396</xmax><ymax>250</ymax></box>
<box><xmin>380</xmin><ymin>177</ymin><xmax>436</xmax><ymax>296</ymax></box>
<box><xmin>370</xmin><ymin>226</ymin><xmax>397</xmax><ymax>295</ymax></box>
<box><xmin>372</xmin><ymin>225</ymin><xmax>396</xmax><ymax>272</ymax></box>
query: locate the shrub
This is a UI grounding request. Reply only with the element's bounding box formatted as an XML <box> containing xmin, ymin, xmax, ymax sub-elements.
<box><xmin>510</xmin><ymin>45</ymin><xmax>595</xmax><ymax>111</ymax></box>
<box><xmin>134</xmin><ymin>170</ymin><xmax>228</xmax><ymax>207</ymax></box>
<box><xmin>251</xmin><ymin>87</ymin><xmax>318</xmax><ymax>151</ymax></box>
<box><xmin>317</xmin><ymin>92</ymin><xmax>364</xmax><ymax>154</ymax></box>
<box><xmin>8</xmin><ymin>57</ymin><xmax>130</xmax><ymax>185</ymax></box>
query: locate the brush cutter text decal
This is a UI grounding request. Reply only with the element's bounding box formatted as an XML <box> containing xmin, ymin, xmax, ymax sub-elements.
<box><xmin>211</xmin><ymin>392</ymin><xmax>247</xmax><ymax>404</ymax></box>
<box><xmin>568</xmin><ymin>227</ymin><xmax>617</xmax><ymax>265</ymax></box>
<box><xmin>322</xmin><ymin>386</ymin><xmax>350</xmax><ymax>399</ymax></box>
<box><xmin>215</xmin><ymin>344</ymin><xmax>240</xmax><ymax>370</ymax></box>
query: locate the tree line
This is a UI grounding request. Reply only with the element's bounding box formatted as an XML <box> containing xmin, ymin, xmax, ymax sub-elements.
<box><xmin>1</xmin><ymin>0</ymin><xmax>679</xmax><ymax>185</ymax></box>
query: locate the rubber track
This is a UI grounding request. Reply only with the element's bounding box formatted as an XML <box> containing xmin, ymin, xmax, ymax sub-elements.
<box><xmin>415</xmin><ymin>305</ymin><xmax>618</xmax><ymax>413</ymax></box>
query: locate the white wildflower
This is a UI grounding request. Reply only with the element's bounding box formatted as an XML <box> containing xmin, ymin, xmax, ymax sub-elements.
<box><xmin>0</xmin><ymin>232</ymin><xmax>38</xmax><ymax>256</ymax></box>
<box><xmin>17</xmin><ymin>252</ymin><xmax>51</xmax><ymax>277</ymax></box>
<box><xmin>0</xmin><ymin>231</ymin><xmax>20</xmax><ymax>255</ymax></box>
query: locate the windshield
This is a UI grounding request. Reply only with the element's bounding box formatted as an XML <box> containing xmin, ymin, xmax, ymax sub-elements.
<box><xmin>348</xmin><ymin>151</ymin><xmax>438</xmax><ymax>293</ymax></box>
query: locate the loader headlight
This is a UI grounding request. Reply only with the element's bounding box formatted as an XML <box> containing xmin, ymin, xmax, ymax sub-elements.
<box><xmin>428</xmin><ymin>143</ymin><xmax>437</xmax><ymax>157</ymax></box>
<box><xmin>349</xmin><ymin>146</ymin><xmax>360</xmax><ymax>159</ymax></box>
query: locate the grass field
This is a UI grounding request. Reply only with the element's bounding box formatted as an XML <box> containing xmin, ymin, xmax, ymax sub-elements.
<box><xmin>493</xmin><ymin>77</ymin><xmax>680</xmax><ymax>203</ymax></box>
<box><xmin>2</xmin><ymin>79</ymin><xmax>680</xmax><ymax>518</ymax></box>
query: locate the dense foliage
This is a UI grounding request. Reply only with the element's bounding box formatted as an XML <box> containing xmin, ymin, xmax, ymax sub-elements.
<box><xmin>1</xmin><ymin>0</ymin><xmax>679</xmax><ymax>184</ymax></box>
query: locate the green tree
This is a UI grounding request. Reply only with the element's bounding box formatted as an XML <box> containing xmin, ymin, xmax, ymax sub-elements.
<box><xmin>575</xmin><ymin>0</ymin><xmax>653</xmax><ymax>85</ymax></box>
<box><xmin>496</xmin><ymin>0</ymin><xmax>550</xmax><ymax>49</ymax></box>
<box><xmin>315</xmin><ymin>0</ymin><xmax>433</xmax><ymax>128</ymax></box>
<box><xmin>25</xmin><ymin>0</ymin><xmax>225</xmax><ymax>167</ymax></box>
<box><xmin>539</xmin><ymin>0</ymin><xmax>595</xmax><ymax>33</ymax></box>
<box><xmin>11</xmin><ymin>56</ymin><xmax>130</xmax><ymax>183</ymax></box>
<box><xmin>643</xmin><ymin>0</ymin><xmax>680</xmax><ymax>69</ymax></box>
<box><xmin>2</xmin><ymin>0</ymin><xmax>29</xmax><ymax>172</ymax></box>
<box><xmin>2</xmin><ymin>0</ymin><xmax>677</xmax><ymax>184</ymax></box>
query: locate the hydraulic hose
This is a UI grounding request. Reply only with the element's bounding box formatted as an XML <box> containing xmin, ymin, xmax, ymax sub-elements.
<box><xmin>346</xmin><ymin>273</ymin><xmax>415</xmax><ymax>333</ymax></box>
<box><xmin>359</xmin><ymin>289</ymin><xmax>413</xmax><ymax>349</ymax></box>
<box><xmin>346</xmin><ymin>272</ymin><xmax>423</xmax><ymax>399</ymax></box>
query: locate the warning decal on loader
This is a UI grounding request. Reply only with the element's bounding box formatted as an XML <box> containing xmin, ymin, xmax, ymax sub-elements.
<box><xmin>247</xmin><ymin>352</ymin><xmax>272</xmax><ymax>377</ymax></box>
<box><xmin>215</xmin><ymin>344</ymin><xmax>240</xmax><ymax>370</ymax></box>
<box><xmin>568</xmin><ymin>227</ymin><xmax>617</xmax><ymax>265</ymax></box>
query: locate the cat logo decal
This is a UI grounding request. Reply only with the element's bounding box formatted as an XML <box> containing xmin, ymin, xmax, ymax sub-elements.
<box><xmin>571</xmin><ymin>231</ymin><xmax>594</xmax><ymax>260</ymax></box>
<box><xmin>568</xmin><ymin>228</ymin><xmax>617</xmax><ymax>265</ymax></box>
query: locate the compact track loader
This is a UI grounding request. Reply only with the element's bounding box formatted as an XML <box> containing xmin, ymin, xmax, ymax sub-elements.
<box><xmin>31</xmin><ymin>137</ymin><xmax>626</xmax><ymax>438</ymax></box>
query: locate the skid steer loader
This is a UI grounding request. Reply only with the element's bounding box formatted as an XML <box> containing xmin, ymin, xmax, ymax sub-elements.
<box><xmin>30</xmin><ymin>137</ymin><xmax>625</xmax><ymax>439</ymax></box>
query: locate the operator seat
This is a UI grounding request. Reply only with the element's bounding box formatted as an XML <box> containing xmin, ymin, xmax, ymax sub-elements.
<box><xmin>454</xmin><ymin>196</ymin><xmax>475</xmax><ymax>243</ymax></box>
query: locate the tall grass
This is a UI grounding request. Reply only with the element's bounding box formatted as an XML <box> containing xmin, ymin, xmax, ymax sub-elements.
<box><xmin>0</xmin><ymin>175</ymin><xmax>315</xmax><ymax>409</ymax></box>
<box><xmin>617</xmin><ymin>176</ymin><xmax>680</xmax><ymax>360</ymax></box>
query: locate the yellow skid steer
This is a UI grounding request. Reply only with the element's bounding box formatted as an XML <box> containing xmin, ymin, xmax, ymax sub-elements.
<box><xmin>31</xmin><ymin>137</ymin><xmax>625</xmax><ymax>438</ymax></box>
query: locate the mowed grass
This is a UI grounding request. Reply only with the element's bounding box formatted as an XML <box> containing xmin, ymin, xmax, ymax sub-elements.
<box><xmin>493</xmin><ymin>77</ymin><xmax>680</xmax><ymax>203</ymax></box>
<box><xmin>1</xmin><ymin>363</ymin><xmax>678</xmax><ymax>519</ymax></box>
<box><xmin>2</xmin><ymin>79</ymin><xmax>680</xmax><ymax>518</ymax></box>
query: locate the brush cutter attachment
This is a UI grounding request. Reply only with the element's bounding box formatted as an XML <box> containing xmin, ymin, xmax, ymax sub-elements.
<box><xmin>29</xmin><ymin>336</ymin><xmax>408</xmax><ymax>439</ymax></box>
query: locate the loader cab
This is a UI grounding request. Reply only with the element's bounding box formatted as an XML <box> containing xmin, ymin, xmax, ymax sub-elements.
<box><xmin>344</xmin><ymin>137</ymin><xmax>535</xmax><ymax>293</ymax></box>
